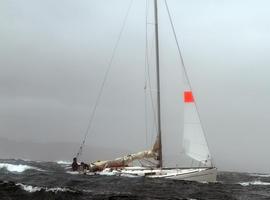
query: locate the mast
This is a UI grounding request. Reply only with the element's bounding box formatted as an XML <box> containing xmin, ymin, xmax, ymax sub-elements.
<box><xmin>154</xmin><ymin>0</ymin><xmax>162</xmax><ymax>168</ymax></box>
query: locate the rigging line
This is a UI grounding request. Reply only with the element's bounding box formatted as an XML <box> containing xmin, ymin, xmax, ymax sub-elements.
<box><xmin>164</xmin><ymin>0</ymin><xmax>213</xmax><ymax>167</ymax></box>
<box><xmin>148</xmin><ymin>35</ymin><xmax>160</xmax><ymax>144</ymax></box>
<box><xmin>145</xmin><ymin>0</ymin><xmax>158</xmax><ymax>144</ymax></box>
<box><xmin>147</xmin><ymin>41</ymin><xmax>159</xmax><ymax>146</ymax></box>
<box><xmin>76</xmin><ymin>0</ymin><xmax>134</xmax><ymax>159</ymax></box>
<box><xmin>146</xmin><ymin>28</ymin><xmax>158</xmax><ymax>133</ymax></box>
<box><xmin>144</xmin><ymin>0</ymin><xmax>149</xmax><ymax>148</ymax></box>
<box><xmin>150</xmin><ymin>115</ymin><xmax>157</xmax><ymax>145</ymax></box>
<box><xmin>146</xmin><ymin>40</ymin><xmax>158</xmax><ymax>135</ymax></box>
<box><xmin>141</xmin><ymin>158</ymin><xmax>157</xmax><ymax>166</ymax></box>
<box><xmin>145</xmin><ymin>0</ymin><xmax>158</xmax><ymax>147</ymax></box>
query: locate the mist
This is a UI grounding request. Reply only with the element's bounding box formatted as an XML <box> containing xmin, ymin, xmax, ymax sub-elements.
<box><xmin>0</xmin><ymin>0</ymin><xmax>270</xmax><ymax>173</ymax></box>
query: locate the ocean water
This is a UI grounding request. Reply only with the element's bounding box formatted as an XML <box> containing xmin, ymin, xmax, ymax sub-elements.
<box><xmin>0</xmin><ymin>159</ymin><xmax>270</xmax><ymax>200</ymax></box>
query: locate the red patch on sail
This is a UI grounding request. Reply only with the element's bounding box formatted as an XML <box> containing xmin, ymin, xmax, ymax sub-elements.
<box><xmin>184</xmin><ymin>91</ymin><xmax>194</xmax><ymax>103</ymax></box>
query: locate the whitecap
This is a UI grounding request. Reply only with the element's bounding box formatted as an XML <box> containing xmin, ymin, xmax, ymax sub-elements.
<box><xmin>14</xmin><ymin>158</ymin><xmax>32</xmax><ymax>162</ymax></box>
<box><xmin>16</xmin><ymin>183</ymin><xmax>42</xmax><ymax>193</ymax></box>
<box><xmin>56</xmin><ymin>160</ymin><xmax>72</xmax><ymax>165</ymax></box>
<box><xmin>120</xmin><ymin>173</ymin><xmax>139</xmax><ymax>178</ymax></box>
<box><xmin>239</xmin><ymin>180</ymin><xmax>270</xmax><ymax>186</ymax></box>
<box><xmin>250</xmin><ymin>173</ymin><xmax>270</xmax><ymax>178</ymax></box>
<box><xmin>46</xmin><ymin>187</ymin><xmax>75</xmax><ymax>193</ymax></box>
<box><xmin>0</xmin><ymin>163</ymin><xmax>44</xmax><ymax>173</ymax></box>
<box><xmin>66</xmin><ymin>171</ymin><xmax>97</xmax><ymax>176</ymax></box>
<box><xmin>66</xmin><ymin>171</ymin><xmax>80</xmax><ymax>175</ymax></box>
<box><xmin>16</xmin><ymin>183</ymin><xmax>76</xmax><ymax>193</ymax></box>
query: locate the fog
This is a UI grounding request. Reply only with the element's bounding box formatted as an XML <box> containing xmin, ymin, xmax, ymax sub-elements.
<box><xmin>1</xmin><ymin>0</ymin><xmax>270</xmax><ymax>173</ymax></box>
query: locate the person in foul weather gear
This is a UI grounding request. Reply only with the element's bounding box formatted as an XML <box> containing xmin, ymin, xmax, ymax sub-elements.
<box><xmin>72</xmin><ymin>157</ymin><xmax>79</xmax><ymax>171</ymax></box>
<box><xmin>79</xmin><ymin>162</ymin><xmax>90</xmax><ymax>171</ymax></box>
<box><xmin>81</xmin><ymin>162</ymin><xmax>90</xmax><ymax>170</ymax></box>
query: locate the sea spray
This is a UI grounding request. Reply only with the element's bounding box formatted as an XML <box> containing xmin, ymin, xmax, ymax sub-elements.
<box><xmin>0</xmin><ymin>163</ymin><xmax>44</xmax><ymax>173</ymax></box>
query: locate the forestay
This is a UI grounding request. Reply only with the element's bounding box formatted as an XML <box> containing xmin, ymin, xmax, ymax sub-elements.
<box><xmin>182</xmin><ymin>88</ymin><xmax>212</xmax><ymax>167</ymax></box>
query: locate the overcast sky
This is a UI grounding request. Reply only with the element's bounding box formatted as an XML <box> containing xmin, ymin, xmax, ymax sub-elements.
<box><xmin>1</xmin><ymin>0</ymin><xmax>270</xmax><ymax>173</ymax></box>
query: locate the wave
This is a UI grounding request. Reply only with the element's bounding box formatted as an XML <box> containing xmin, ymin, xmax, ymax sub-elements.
<box><xmin>239</xmin><ymin>180</ymin><xmax>270</xmax><ymax>186</ymax></box>
<box><xmin>16</xmin><ymin>183</ymin><xmax>43</xmax><ymax>193</ymax></box>
<box><xmin>66</xmin><ymin>171</ymin><xmax>80</xmax><ymax>175</ymax></box>
<box><xmin>16</xmin><ymin>183</ymin><xmax>76</xmax><ymax>193</ymax></box>
<box><xmin>0</xmin><ymin>163</ymin><xmax>44</xmax><ymax>173</ymax></box>
<box><xmin>56</xmin><ymin>160</ymin><xmax>72</xmax><ymax>165</ymax></box>
<box><xmin>250</xmin><ymin>173</ymin><xmax>270</xmax><ymax>178</ymax></box>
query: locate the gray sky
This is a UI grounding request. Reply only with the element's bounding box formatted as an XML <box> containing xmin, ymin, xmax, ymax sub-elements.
<box><xmin>1</xmin><ymin>0</ymin><xmax>270</xmax><ymax>173</ymax></box>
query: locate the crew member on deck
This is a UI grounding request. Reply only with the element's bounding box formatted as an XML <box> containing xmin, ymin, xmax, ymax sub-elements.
<box><xmin>72</xmin><ymin>157</ymin><xmax>79</xmax><ymax>171</ymax></box>
<box><xmin>81</xmin><ymin>162</ymin><xmax>90</xmax><ymax>170</ymax></box>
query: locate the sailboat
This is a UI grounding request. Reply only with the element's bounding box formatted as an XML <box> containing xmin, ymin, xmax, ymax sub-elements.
<box><xmin>75</xmin><ymin>0</ymin><xmax>217</xmax><ymax>182</ymax></box>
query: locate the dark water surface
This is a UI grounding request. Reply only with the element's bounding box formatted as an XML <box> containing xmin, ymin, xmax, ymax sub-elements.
<box><xmin>0</xmin><ymin>159</ymin><xmax>270</xmax><ymax>200</ymax></box>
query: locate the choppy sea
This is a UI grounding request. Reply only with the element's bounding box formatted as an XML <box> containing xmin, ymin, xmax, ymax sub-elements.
<box><xmin>0</xmin><ymin>159</ymin><xmax>270</xmax><ymax>200</ymax></box>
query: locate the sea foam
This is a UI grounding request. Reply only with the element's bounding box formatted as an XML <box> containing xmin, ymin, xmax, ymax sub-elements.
<box><xmin>16</xmin><ymin>183</ymin><xmax>42</xmax><ymax>193</ymax></box>
<box><xmin>66</xmin><ymin>171</ymin><xmax>80</xmax><ymax>175</ymax></box>
<box><xmin>56</xmin><ymin>160</ymin><xmax>72</xmax><ymax>165</ymax></box>
<box><xmin>16</xmin><ymin>183</ymin><xmax>76</xmax><ymax>193</ymax></box>
<box><xmin>239</xmin><ymin>180</ymin><xmax>270</xmax><ymax>186</ymax></box>
<box><xmin>250</xmin><ymin>173</ymin><xmax>270</xmax><ymax>178</ymax></box>
<box><xmin>0</xmin><ymin>163</ymin><xmax>43</xmax><ymax>173</ymax></box>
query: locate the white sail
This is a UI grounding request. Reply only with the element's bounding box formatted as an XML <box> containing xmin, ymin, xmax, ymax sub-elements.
<box><xmin>79</xmin><ymin>0</ymin><xmax>217</xmax><ymax>182</ymax></box>
<box><xmin>182</xmin><ymin>90</ymin><xmax>212</xmax><ymax>167</ymax></box>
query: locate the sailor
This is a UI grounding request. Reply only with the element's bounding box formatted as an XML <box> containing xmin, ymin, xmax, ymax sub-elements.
<box><xmin>80</xmin><ymin>162</ymin><xmax>90</xmax><ymax>171</ymax></box>
<box><xmin>72</xmin><ymin>157</ymin><xmax>79</xmax><ymax>171</ymax></box>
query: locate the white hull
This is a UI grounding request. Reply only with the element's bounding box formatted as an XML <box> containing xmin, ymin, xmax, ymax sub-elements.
<box><xmin>94</xmin><ymin>167</ymin><xmax>217</xmax><ymax>182</ymax></box>
<box><xmin>163</xmin><ymin>168</ymin><xmax>217</xmax><ymax>182</ymax></box>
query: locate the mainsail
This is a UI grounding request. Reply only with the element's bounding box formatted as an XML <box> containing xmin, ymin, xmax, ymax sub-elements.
<box><xmin>89</xmin><ymin>139</ymin><xmax>160</xmax><ymax>172</ymax></box>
